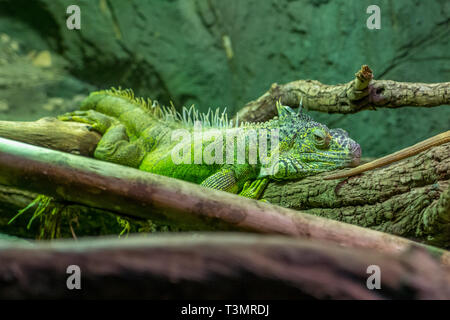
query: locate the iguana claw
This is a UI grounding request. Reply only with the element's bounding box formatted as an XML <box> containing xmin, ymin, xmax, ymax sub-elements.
<box><xmin>58</xmin><ymin>110</ymin><xmax>117</xmax><ymax>134</ymax></box>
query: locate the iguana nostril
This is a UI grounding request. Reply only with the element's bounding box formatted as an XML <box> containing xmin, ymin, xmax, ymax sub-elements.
<box><xmin>350</xmin><ymin>143</ymin><xmax>361</xmax><ymax>167</ymax></box>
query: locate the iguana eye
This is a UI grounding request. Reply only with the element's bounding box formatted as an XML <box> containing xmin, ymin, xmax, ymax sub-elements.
<box><xmin>313</xmin><ymin>129</ymin><xmax>331</xmax><ymax>149</ymax></box>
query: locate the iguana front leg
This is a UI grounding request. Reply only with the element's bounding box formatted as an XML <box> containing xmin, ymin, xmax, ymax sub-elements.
<box><xmin>239</xmin><ymin>178</ymin><xmax>269</xmax><ymax>199</ymax></box>
<box><xmin>58</xmin><ymin>111</ymin><xmax>146</xmax><ymax>168</ymax></box>
<box><xmin>94</xmin><ymin>125</ymin><xmax>146</xmax><ymax>167</ymax></box>
<box><xmin>200</xmin><ymin>168</ymin><xmax>240</xmax><ymax>194</ymax></box>
<box><xmin>58</xmin><ymin>110</ymin><xmax>116</xmax><ymax>134</ymax></box>
<box><xmin>200</xmin><ymin>168</ymin><xmax>268</xmax><ymax>199</ymax></box>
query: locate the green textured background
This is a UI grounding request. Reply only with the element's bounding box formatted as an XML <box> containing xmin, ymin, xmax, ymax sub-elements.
<box><xmin>0</xmin><ymin>0</ymin><xmax>448</xmax><ymax>157</ymax></box>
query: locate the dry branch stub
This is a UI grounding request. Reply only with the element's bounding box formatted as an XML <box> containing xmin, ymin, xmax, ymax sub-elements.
<box><xmin>235</xmin><ymin>65</ymin><xmax>450</xmax><ymax>122</ymax></box>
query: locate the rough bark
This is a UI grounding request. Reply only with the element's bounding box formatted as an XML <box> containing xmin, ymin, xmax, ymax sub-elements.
<box><xmin>0</xmin><ymin>233</ymin><xmax>449</xmax><ymax>299</ymax></box>
<box><xmin>262</xmin><ymin>142</ymin><xmax>450</xmax><ymax>248</ymax></box>
<box><xmin>235</xmin><ymin>65</ymin><xmax>450</xmax><ymax>123</ymax></box>
<box><xmin>0</xmin><ymin>118</ymin><xmax>101</xmax><ymax>156</ymax></box>
<box><xmin>1</xmin><ymin>137</ymin><xmax>449</xmax><ymax>265</ymax></box>
<box><xmin>0</xmin><ymin>117</ymin><xmax>449</xmax><ymax>248</ymax></box>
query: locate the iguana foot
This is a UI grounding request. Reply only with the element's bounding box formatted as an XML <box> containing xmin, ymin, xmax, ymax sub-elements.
<box><xmin>58</xmin><ymin>110</ymin><xmax>117</xmax><ymax>134</ymax></box>
<box><xmin>239</xmin><ymin>178</ymin><xmax>269</xmax><ymax>199</ymax></box>
<box><xmin>94</xmin><ymin>124</ymin><xmax>146</xmax><ymax>168</ymax></box>
<box><xmin>200</xmin><ymin>169</ymin><xmax>239</xmax><ymax>194</ymax></box>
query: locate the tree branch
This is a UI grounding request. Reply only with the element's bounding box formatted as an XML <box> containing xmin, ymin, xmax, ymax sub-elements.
<box><xmin>0</xmin><ymin>118</ymin><xmax>101</xmax><ymax>156</ymax></box>
<box><xmin>1</xmin><ymin>137</ymin><xmax>449</xmax><ymax>265</ymax></box>
<box><xmin>262</xmin><ymin>142</ymin><xmax>450</xmax><ymax>248</ymax></box>
<box><xmin>236</xmin><ymin>65</ymin><xmax>450</xmax><ymax>123</ymax></box>
<box><xmin>1</xmin><ymin>233</ymin><xmax>449</xmax><ymax>299</ymax></box>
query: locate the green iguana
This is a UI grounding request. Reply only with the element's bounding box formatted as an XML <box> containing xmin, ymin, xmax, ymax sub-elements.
<box><xmin>57</xmin><ymin>88</ymin><xmax>361</xmax><ymax>199</ymax></box>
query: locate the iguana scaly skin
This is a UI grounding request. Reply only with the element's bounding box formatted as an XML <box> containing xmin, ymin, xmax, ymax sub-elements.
<box><xmin>58</xmin><ymin>89</ymin><xmax>361</xmax><ymax>199</ymax></box>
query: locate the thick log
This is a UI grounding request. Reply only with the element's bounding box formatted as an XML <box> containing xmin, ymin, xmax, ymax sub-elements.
<box><xmin>0</xmin><ymin>233</ymin><xmax>449</xmax><ymax>299</ymax></box>
<box><xmin>0</xmin><ymin>118</ymin><xmax>101</xmax><ymax>156</ymax></box>
<box><xmin>0</xmin><ymin>137</ymin><xmax>449</xmax><ymax>265</ymax></box>
<box><xmin>236</xmin><ymin>65</ymin><xmax>450</xmax><ymax>123</ymax></box>
<box><xmin>262</xmin><ymin>142</ymin><xmax>450</xmax><ymax>248</ymax></box>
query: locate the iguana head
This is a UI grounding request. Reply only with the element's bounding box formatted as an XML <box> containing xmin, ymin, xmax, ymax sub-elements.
<box><xmin>259</xmin><ymin>102</ymin><xmax>361</xmax><ymax>180</ymax></box>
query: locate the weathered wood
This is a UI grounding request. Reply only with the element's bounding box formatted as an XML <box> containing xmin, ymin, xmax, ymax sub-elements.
<box><xmin>0</xmin><ymin>233</ymin><xmax>449</xmax><ymax>299</ymax></box>
<box><xmin>0</xmin><ymin>137</ymin><xmax>449</xmax><ymax>265</ymax></box>
<box><xmin>236</xmin><ymin>65</ymin><xmax>450</xmax><ymax>123</ymax></box>
<box><xmin>0</xmin><ymin>118</ymin><xmax>101</xmax><ymax>156</ymax></box>
<box><xmin>262</xmin><ymin>142</ymin><xmax>450</xmax><ymax>248</ymax></box>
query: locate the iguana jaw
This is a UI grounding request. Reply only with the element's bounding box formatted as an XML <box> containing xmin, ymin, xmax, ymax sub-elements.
<box><xmin>309</xmin><ymin>135</ymin><xmax>362</xmax><ymax>168</ymax></box>
<box><xmin>257</xmin><ymin>123</ymin><xmax>362</xmax><ymax>180</ymax></box>
<box><xmin>258</xmin><ymin>142</ymin><xmax>361</xmax><ymax>180</ymax></box>
<box><xmin>300</xmin><ymin>147</ymin><xmax>361</xmax><ymax>168</ymax></box>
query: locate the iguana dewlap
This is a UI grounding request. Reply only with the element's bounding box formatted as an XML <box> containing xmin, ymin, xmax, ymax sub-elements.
<box><xmin>59</xmin><ymin>89</ymin><xmax>361</xmax><ymax>199</ymax></box>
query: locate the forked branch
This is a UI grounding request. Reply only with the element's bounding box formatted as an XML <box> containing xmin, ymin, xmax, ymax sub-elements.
<box><xmin>235</xmin><ymin>65</ymin><xmax>450</xmax><ymax>123</ymax></box>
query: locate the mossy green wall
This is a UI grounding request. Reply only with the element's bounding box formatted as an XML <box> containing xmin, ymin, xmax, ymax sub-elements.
<box><xmin>0</xmin><ymin>0</ymin><xmax>448</xmax><ymax>157</ymax></box>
